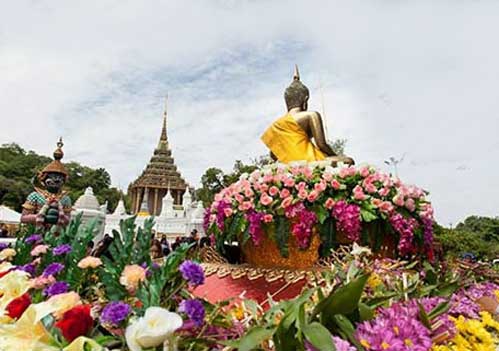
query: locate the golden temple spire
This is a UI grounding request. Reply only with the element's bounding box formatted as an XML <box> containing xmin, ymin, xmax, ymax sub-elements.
<box><xmin>158</xmin><ymin>95</ymin><xmax>168</xmax><ymax>149</ymax></box>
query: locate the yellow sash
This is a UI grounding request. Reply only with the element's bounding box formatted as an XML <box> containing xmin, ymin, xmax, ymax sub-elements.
<box><xmin>261</xmin><ymin>114</ymin><xmax>326</xmax><ymax>164</ymax></box>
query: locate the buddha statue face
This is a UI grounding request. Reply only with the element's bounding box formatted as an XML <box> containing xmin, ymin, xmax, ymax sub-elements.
<box><xmin>42</xmin><ymin>172</ymin><xmax>66</xmax><ymax>194</ymax></box>
<box><xmin>284</xmin><ymin>77</ymin><xmax>310</xmax><ymax>111</ymax></box>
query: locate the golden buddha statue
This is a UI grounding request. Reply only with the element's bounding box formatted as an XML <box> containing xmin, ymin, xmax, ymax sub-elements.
<box><xmin>261</xmin><ymin>66</ymin><xmax>354</xmax><ymax>165</ymax></box>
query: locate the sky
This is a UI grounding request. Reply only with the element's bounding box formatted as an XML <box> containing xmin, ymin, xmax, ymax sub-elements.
<box><xmin>1</xmin><ymin>0</ymin><xmax>498</xmax><ymax>226</ymax></box>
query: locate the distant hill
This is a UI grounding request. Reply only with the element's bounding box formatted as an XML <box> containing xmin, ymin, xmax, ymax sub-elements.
<box><xmin>0</xmin><ymin>143</ymin><xmax>126</xmax><ymax>213</ymax></box>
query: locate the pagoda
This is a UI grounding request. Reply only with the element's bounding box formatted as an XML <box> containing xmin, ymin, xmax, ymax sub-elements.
<box><xmin>129</xmin><ymin>100</ymin><xmax>189</xmax><ymax>216</ymax></box>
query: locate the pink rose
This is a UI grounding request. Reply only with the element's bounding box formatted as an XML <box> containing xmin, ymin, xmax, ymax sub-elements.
<box><xmin>365</xmin><ymin>183</ymin><xmax>377</xmax><ymax>194</ymax></box>
<box><xmin>322</xmin><ymin>172</ymin><xmax>333</xmax><ymax>182</ymax></box>
<box><xmin>359</xmin><ymin>166</ymin><xmax>370</xmax><ymax>177</ymax></box>
<box><xmin>393</xmin><ymin>194</ymin><xmax>405</xmax><ymax>207</ymax></box>
<box><xmin>214</xmin><ymin>194</ymin><xmax>223</xmax><ymax>202</ymax></box>
<box><xmin>353</xmin><ymin>185</ymin><xmax>366</xmax><ymax>201</ymax></box>
<box><xmin>269</xmin><ymin>186</ymin><xmax>279</xmax><ymax>196</ymax></box>
<box><xmin>244</xmin><ymin>189</ymin><xmax>254</xmax><ymax>198</ymax></box>
<box><xmin>260</xmin><ymin>193</ymin><xmax>273</xmax><ymax>206</ymax></box>
<box><xmin>263</xmin><ymin>214</ymin><xmax>273</xmax><ymax>223</ymax></box>
<box><xmin>325</xmin><ymin>198</ymin><xmax>336</xmax><ymax>210</ymax></box>
<box><xmin>296</xmin><ymin>181</ymin><xmax>307</xmax><ymax>191</ymax></box>
<box><xmin>331</xmin><ymin>179</ymin><xmax>341</xmax><ymax>190</ymax></box>
<box><xmin>241</xmin><ymin>201</ymin><xmax>253</xmax><ymax>211</ymax></box>
<box><xmin>339</xmin><ymin>168</ymin><xmax>349</xmax><ymax>179</ymax></box>
<box><xmin>314</xmin><ymin>181</ymin><xmax>327</xmax><ymax>193</ymax></box>
<box><xmin>31</xmin><ymin>244</ymin><xmax>49</xmax><ymax>257</ymax></box>
<box><xmin>378</xmin><ymin>187</ymin><xmax>390</xmax><ymax>197</ymax></box>
<box><xmin>30</xmin><ymin>275</ymin><xmax>56</xmax><ymax>289</ymax></box>
<box><xmin>259</xmin><ymin>183</ymin><xmax>269</xmax><ymax>193</ymax></box>
<box><xmin>284</xmin><ymin>178</ymin><xmax>295</xmax><ymax>188</ymax></box>
<box><xmin>298</xmin><ymin>189</ymin><xmax>308</xmax><ymax>200</ymax></box>
<box><xmin>405</xmin><ymin>198</ymin><xmax>416</xmax><ymax>212</ymax></box>
<box><xmin>263</xmin><ymin>174</ymin><xmax>273</xmax><ymax>183</ymax></box>
<box><xmin>281</xmin><ymin>197</ymin><xmax>293</xmax><ymax>208</ymax></box>
<box><xmin>280</xmin><ymin>189</ymin><xmax>291</xmax><ymax>199</ymax></box>
<box><xmin>224</xmin><ymin>208</ymin><xmax>234</xmax><ymax>217</ymax></box>
<box><xmin>235</xmin><ymin>194</ymin><xmax>244</xmax><ymax>203</ymax></box>
<box><xmin>371</xmin><ymin>198</ymin><xmax>382</xmax><ymax>207</ymax></box>
<box><xmin>302</xmin><ymin>167</ymin><xmax>313</xmax><ymax>179</ymax></box>
<box><xmin>379</xmin><ymin>201</ymin><xmax>394</xmax><ymax>214</ymax></box>
<box><xmin>307</xmin><ymin>191</ymin><xmax>319</xmax><ymax>202</ymax></box>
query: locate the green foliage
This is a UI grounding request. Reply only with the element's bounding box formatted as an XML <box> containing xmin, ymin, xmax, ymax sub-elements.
<box><xmin>0</xmin><ymin>143</ymin><xmax>126</xmax><ymax>213</ymax></box>
<box><xmin>434</xmin><ymin>217</ymin><xmax>499</xmax><ymax>260</ymax></box>
<box><xmin>195</xmin><ymin>156</ymin><xmax>272</xmax><ymax>207</ymax></box>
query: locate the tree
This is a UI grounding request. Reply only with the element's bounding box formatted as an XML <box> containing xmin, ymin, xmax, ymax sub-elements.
<box><xmin>0</xmin><ymin>143</ymin><xmax>123</xmax><ymax>212</ymax></box>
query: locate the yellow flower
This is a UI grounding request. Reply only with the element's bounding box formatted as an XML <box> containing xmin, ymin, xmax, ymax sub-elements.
<box><xmin>34</xmin><ymin>292</ymin><xmax>81</xmax><ymax>321</ymax></box>
<box><xmin>0</xmin><ymin>304</ymin><xmax>57</xmax><ymax>351</ymax></box>
<box><xmin>77</xmin><ymin>256</ymin><xmax>103</xmax><ymax>269</ymax></box>
<box><xmin>63</xmin><ymin>336</ymin><xmax>103</xmax><ymax>351</ymax></box>
<box><xmin>120</xmin><ymin>264</ymin><xmax>146</xmax><ymax>292</ymax></box>
<box><xmin>0</xmin><ymin>270</ymin><xmax>30</xmax><ymax>311</ymax></box>
<box><xmin>231</xmin><ymin>304</ymin><xmax>245</xmax><ymax>320</ymax></box>
<box><xmin>0</xmin><ymin>249</ymin><xmax>16</xmax><ymax>261</ymax></box>
<box><xmin>367</xmin><ymin>273</ymin><xmax>382</xmax><ymax>289</ymax></box>
<box><xmin>0</xmin><ymin>261</ymin><xmax>12</xmax><ymax>273</ymax></box>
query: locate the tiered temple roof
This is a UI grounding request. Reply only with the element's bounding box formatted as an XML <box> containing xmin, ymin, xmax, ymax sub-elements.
<box><xmin>131</xmin><ymin>112</ymin><xmax>187</xmax><ymax>190</ymax></box>
<box><xmin>129</xmin><ymin>101</ymin><xmax>189</xmax><ymax>215</ymax></box>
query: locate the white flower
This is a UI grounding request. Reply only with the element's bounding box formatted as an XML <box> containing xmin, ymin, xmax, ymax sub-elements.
<box><xmin>239</xmin><ymin>172</ymin><xmax>249</xmax><ymax>180</ymax></box>
<box><xmin>351</xmin><ymin>242</ymin><xmax>372</xmax><ymax>257</ymax></box>
<box><xmin>125</xmin><ymin>307</ymin><xmax>183</xmax><ymax>351</ymax></box>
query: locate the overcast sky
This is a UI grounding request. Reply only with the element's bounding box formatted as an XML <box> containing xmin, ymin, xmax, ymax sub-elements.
<box><xmin>1</xmin><ymin>0</ymin><xmax>498</xmax><ymax>225</ymax></box>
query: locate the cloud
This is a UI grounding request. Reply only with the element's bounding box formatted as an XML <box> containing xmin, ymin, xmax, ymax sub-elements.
<box><xmin>0</xmin><ymin>0</ymin><xmax>498</xmax><ymax>225</ymax></box>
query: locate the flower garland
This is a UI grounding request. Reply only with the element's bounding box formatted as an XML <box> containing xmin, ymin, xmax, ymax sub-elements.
<box><xmin>205</xmin><ymin>163</ymin><xmax>435</xmax><ymax>258</ymax></box>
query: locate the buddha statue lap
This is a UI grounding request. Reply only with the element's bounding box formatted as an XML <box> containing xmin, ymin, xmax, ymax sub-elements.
<box><xmin>261</xmin><ymin>65</ymin><xmax>354</xmax><ymax>166</ymax></box>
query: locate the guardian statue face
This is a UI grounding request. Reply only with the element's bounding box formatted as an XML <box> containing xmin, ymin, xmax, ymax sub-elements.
<box><xmin>42</xmin><ymin>172</ymin><xmax>66</xmax><ymax>194</ymax></box>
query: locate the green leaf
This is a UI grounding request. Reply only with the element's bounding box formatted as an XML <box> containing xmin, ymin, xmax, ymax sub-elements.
<box><xmin>417</xmin><ymin>302</ymin><xmax>431</xmax><ymax>329</ymax></box>
<box><xmin>333</xmin><ymin>315</ymin><xmax>366</xmax><ymax>351</ymax></box>
<box><xmin>274</xmin><ymin>216</ymin><xmax>290</xmax><ymax>258</ymax></box>
<box><xmin>318</xmin><ymin>217</ymin><xmax>336</xmax><ymax>257</ymax></box>
<box><xmin>238</xmin><ymin>326</ymin><xmax>275</xmax><ymax>351</ymax></box>
<box><xmin>360</xmin><ymin>208</ymin><xmax>377</xmax><ymax>222</ymax></box>
<box><xmin>313</xmin><ymin>274</ymin><xmax>369</xmax><ymax>317</ymax></box>
<box><xmin>435</xmin><ymin>281</ymin><xmax>459</xmax><ymax>297</ymax></box>
<box><xmin>428</xmin><ymin>301</ymin><xmax>451</xmax><ymax>320</ymax></box>
<box><xmin>302</xmin><ymin>322</ymin><xmax>336</xmax><ymax>351</ymax></box>
<box><xmin>359</xmin><ymin>302</ymin><xmax>375</xmax><ymax>321</ymax></box>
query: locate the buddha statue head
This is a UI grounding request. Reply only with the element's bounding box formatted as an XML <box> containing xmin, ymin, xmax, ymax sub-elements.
<box><xmin>38</xmin><ymin>138</ymin><xmax>68</xmax><ymax>194</ymax></box>
<box><xmin>284</xmin><ymin>65</ymin><xmax>309</xmax><ymax>111</ymax></box>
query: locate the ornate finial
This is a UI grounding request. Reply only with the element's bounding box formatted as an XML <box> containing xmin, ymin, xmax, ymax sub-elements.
<box><xmin>39</xmin><ymin>137</ymin><xmax>68</xmax><ymax>179</ymax></box>
<box><xmin>293</xmin><ymin>64</ymin><xmax>300</xmax><ymax>81</ymax></box>
<box><xmin>54</xmin><ymin>137</ymin><xmax>64</xmax><ymax>161</ymax></box>
<box><xmin>158</xmin><ymin>96</ymin><xmax>168</xmax><ymax>149</ymax></box>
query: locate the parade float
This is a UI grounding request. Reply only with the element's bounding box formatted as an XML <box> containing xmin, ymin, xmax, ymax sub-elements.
<box><xmin>1</xmin><ymin>69</ymin><xmax>499</xmax><ymax>351</ymax></box>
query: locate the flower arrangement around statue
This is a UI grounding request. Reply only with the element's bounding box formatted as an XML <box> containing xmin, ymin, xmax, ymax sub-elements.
<box><xmin>204</xmin><ymin>162</ymin><xmax>435</xmax><ymax>269</ymax></box>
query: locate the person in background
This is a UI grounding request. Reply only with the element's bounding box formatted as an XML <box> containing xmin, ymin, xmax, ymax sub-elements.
<box><xmin>199</xmin><ymin>236</ymin><xmax>211</xmax><ymax>248</ymax></box>
<box><xmin>86</xmin><ymin>240</ymin><xmax>94</xmax><ymax>256</ymax></box>
<box><xmin>150</xmin><ymin>239</ymin><xmax>163</xmax><ymax>259</ymax></box>
<box><xmin>0</xmin><ymin>224</ymin><xmax>8</xmax><ymax>238</ymax></box>
<box><xmin>172</xmin><ymin>237</ymin><xmax>181</xmax><ymax>251</ymax></box>
<box><xmin>160</xmin><ymin>235</ymin><xmax>170</xmax><ymax>256</ymax></box>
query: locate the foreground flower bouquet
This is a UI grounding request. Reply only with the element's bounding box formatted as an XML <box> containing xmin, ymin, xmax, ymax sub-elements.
<box><xmin>0</xmin><ymin>215</ymin><xmax>240</xmax><ymax>351</ymax></box>
<box><xmin>204</xmin><ymin>162</ymin><xmax>435</xmax><ymax>268</ymax></box>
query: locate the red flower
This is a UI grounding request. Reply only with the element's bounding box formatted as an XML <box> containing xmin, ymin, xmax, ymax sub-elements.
<box><xmin>0</xmin><ymin>270</ymin><xmax>11</xmax><ymax>279</ymax></box>
<box><xmin>5</xmin><ymin>293</ymin><xmax>31</xmax><ymax>319</ymax></box>
<box><xmin>55</xmin><ymin>304</ymin><xmax>93</xmax><ymax>342</ymax></box>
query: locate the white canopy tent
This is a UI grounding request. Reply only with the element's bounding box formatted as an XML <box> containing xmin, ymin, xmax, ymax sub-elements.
<box><xmin>0</xmin><ymin>205</ymin><xmax>21</xmax><ymax>224</ymax></box>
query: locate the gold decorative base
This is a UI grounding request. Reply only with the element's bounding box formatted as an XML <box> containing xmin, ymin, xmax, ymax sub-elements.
<box><xmin>241</xmin><ymin>229</ymin><xmax>320</xmax><ymax>270</ymax></box>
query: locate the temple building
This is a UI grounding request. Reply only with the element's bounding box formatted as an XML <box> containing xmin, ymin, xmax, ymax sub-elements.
<box><xmin>129</xmin><ymin>102</ymin><xmax>191</xmax><ymax>216</ymax></box>
<box><xmin>71</xmin><ymin>101</ymin><xmax>205</xmax><ymax>242</ymax></box>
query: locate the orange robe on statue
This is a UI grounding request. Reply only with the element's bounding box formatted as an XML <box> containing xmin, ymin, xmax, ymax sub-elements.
<box><xmin>261</xmin><ymin>114</ymin><xmax>326</xmax><ymax>163</ymax></box>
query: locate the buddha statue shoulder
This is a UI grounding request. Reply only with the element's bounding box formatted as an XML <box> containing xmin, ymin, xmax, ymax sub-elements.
<box><xmin>21</xmin><ymin>138</ymin><xmax>72</xmax><ymax>229</ymax></box>
<box><xmin>261</xmin><ymin>65</ymin><xmax>354</xmax><ymax>166</ymax></box>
